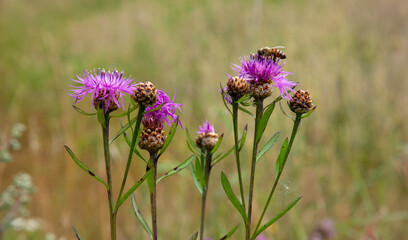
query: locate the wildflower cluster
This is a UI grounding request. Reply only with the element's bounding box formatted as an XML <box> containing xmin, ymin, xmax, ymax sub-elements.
<box><xmin>67</xmin><ymin>45</ymin><xmax>315</xmax><ymax>240</ymax></box>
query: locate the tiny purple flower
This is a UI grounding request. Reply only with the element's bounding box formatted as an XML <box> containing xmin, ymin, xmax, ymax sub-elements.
<box><xmin>70</xmin><ymin>69</ymin><xmax>136</xmax><ymax>113</ymax></box>
<box><xmin>197</xmin><ymin>121</ymin><xmax>215</xmax><ymax>134</ymax></box>
<box><xmin>231</xmin><ymin>54</ymin><xmax>297</xmax><ymax>100</ymax></box>
<box><xmin>142</xmin><ymin>89</ymin><xmax>182</xmax><ymax>129</ymax></box>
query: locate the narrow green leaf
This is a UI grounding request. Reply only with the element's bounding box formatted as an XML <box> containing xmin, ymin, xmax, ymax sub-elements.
<box><xmin>220</xmin><ymin>83</ymin><xmax>233</xmax><ymax>116</ymax></box>
<box><xmin>275</xmin><ymin>138</ymin><xmax>289</xmax><ymax>179</ymax></box>
<box><xmin>159</xmin><ymin>118</ymin><xmax>179</xmax><ymax>155</ymax></box>
<box><xmin>96</xmin><ymin>109</ymin><xmax>106</xmax><ymax>126</ymax></box>
<box><xmin>236</xmin><ymin>94</ymin><xmax>250</xmax><ymax>104</ymax></box>
<box><xmin>252</xmin><ymin>196</ymin><xmax>302</xmax><ymax>239</ymax></box>
<box><xmin>110</xmin><ymin>104</ymin><xmax>138</xmax><ymax>118</ymax></box>
<box><xmin>219</xmin><ymin>224</ymin><xmax>239</xmax><ymax>240</ymax></box>
<box><xmin>256</xmin><ymin>132</ymin><xmax>280</xmax><ymax>163</ymax></box>
<box><xmin>109</xmin><ymin>116</ymin><xmax>137</xmax><ymax>144</ymax></box>
<box><xmin>186</xmin><ymin>128</ymin><xmax>200</xmax><ymax>152</ymax></box>
<box><xmin>157</xmin><ymin>154</ymin><xmax>196</xmax><ymax>183</ymax></box>
<box><xmin>131</xmin><ymin>194</ymin><xmax>153</xmax><ymax>239</ymax></box>
<box><xmin>189</xmin><ymin>231</ymin><xmax>198</xmax><ymax>240</ymax></box>
<box><xmin>72</xmin><ymin>226</ymin><xmax>83</xmax><ymax>240</ymax></box>
<box><xmin>238</xmin><ymin>124</ymin><xmax>248</xmax><ymax>152</ymax></box>
<box><xmin>189</xmin><ymin>163</ymin><xmax>203</xmax><ymax>195</ymax></box>
<box><xmin>256</xmin><ymin>102</ymin><xmax>276</xmax><ymax>142</ymax></box>
<box><xmin>64</xmin><ymin>145</ymin><xmax>107</xmax><ymax>189</ymax></box>
<box><xmin>72</xmin><ymin>105</ymin><xmax>96</xmax><ymax>116</ymax></box>
<box><xmin>145</xmin><ymin>102</ymin><xmax>165</xmax><ymax>114</ymax></box>
<box><xmin>212</xmin><ymin>145</ymin><xmax>234</xmax><ymax>166</ymax></box>
<box><xmin>238</xmin><ymin>105</ymin><xmax>255</xmax><ymax>118</ymax></box>
<box><xmin>187</xmin><ymin>140</ymin><xmax>200</xmax><ymax>154</ymax></box>
<box><xmin>123</xmin><ymin>131</ymin><xmax>147</xmax><ymax>163</ymax></box>
<box><xmin>221</xmin><ymin>172</ymin><xmax>248</xmax><ymax>223</ymax></box>
<box><xmin>194</xmin><ymin>157</ymin><xmax>206</xmax><ymax>188</ymax></box>
<box><xmin>127</xmin><ymin>103</ymin><xmax>134</xmax><ymax>133</ymax></box>
<box><xmin>210</xmin><ymin>133</ymin><xmax>224</xmax><ymax>154</ymax></box>
<box><xmin>117</xmin><ymin>169</ymin><xmax>153</xmax><ymax>209</ymax></box>
<box><xmin>146</xmin><ymin>160</ymin><xmax>155</xmax><ymax>194</ymax></box>
<box><xmin>301</xmin><ymin>106</ymin><xmax>317</xmax><ymax>119</ymax></box>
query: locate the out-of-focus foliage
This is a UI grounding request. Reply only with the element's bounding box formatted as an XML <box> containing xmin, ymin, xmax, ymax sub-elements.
<box><xmin>1</xmin><ymin>0</ymin><xmax>407</xmax><ymax>239</ymax></box>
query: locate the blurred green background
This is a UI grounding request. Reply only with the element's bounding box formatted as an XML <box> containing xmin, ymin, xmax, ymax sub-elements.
<box><xmin>1</xmin><ymin>0</ymin><xmax>408</xmax><ymax>239</ymax></box>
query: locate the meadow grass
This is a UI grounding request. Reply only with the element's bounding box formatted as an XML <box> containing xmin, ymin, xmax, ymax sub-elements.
<box><xmin>1</xmin><ymin>0</ymin><xmax>407</xmax><ymax>239</ymax></box>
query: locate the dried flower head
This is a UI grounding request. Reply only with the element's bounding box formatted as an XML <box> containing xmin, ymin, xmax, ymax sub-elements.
<box><xmin>289</xmin><ymin>90</ymin><xmax>313</xmax><ymax>114</ymax></box>
<box><xmin>132</xmin><ymin>81</ymin><xmax>158</xmax><ymax>107</ymax></box>
<box><xmin>250</xmin><ymin>81</ymin><xmax>273</xmax><ymax>100</ymax></box>
<box><xmin>226</xmin><ymin>76</ymin><xmax>250</xmax><ymax>100</ymax></box>
<box><xmin>70</xmin><ymin>69</ymin><xmax>136</xmax><ymax>113</ymax></box>
<box><xmin>196</xmin><ymin>121</ymin><xmax>219</xmax><ymax>151</ymax></box>
<box><xmin>139</xmin><ymin>90</ymin><xmax>182</xmax><ymax>153</ymax></box>
<box><xmin>231</xmin><ymin>54</ymin><xmax>296</xmax><ymax>100</ymax></box>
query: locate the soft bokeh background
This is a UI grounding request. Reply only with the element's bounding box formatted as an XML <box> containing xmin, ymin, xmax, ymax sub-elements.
<box><xmin>1</xmin><ymin>0</ymin><xmax>408</xmax><ymax>239</ymax></box>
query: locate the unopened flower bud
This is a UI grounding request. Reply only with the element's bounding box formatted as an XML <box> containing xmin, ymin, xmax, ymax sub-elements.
<box><xmin>289</xmin><ymin>90</ymin><xmax>313</xmax><ymax>114</ymax></box>
<box><xmin>196</xmin><ymin>121</ymin><xmax>219</xmax><ymax>151</ymax></box>
<box><xmin>139</xmin><ymin>127</ymin><xmax>166</xmax><ymax>154</ymax></box>
<box><xmin>226</xmin><ymin>76</ymin><xmax>249</xmax><ymax>100</ymax></box>
<box><xmin>250</xmin><ymin>81</ymin><xmax>273</xmax><ymax>100</ymax></box>
<box><xmin>132</xmin><ymin>81</ymin><xmax>157</xmax><ymax>107</ymax></box>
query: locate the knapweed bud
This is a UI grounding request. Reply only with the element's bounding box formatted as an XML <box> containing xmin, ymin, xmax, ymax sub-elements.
<box><xmin>132</xmin><ymin>81</ymin><xmax>157</xmax><ymax>107</ymax></box>
<box><xmin>226</xmin><ymin>76</ymin><xmax>249</xmax><ymax>100</ymax></box>
<box><xmin>196</xmin><ymin>121</ymin><xmax>219</xmax><ymax>151</ymax></box>
<box><xmin>139</xmin><ymin>127</ymin><xmax>166</xmax><ymax>154</ymax></box>
<box><xmin>289</xmin><ymin>90</ymin><xmax>313</xmax><ymax>114</ymax></box>
<box><xmin>138</xmin><ymin>90</ymin><xmax>182</xmax><ymax>154</ymax></box>
<box><xmin>250</xmin><ymin>80</ymin><xmax>273</xmax><ymax>100</ymax></box>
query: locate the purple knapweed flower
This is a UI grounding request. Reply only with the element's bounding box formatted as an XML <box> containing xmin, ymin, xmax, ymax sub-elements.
<box><xmin>196</xmin><ymin>121</ymin><xmax>215</xmax><ymax>134</ymax></box>
<box><xmin>231</xmin><ymin>54</ymin><xmax>297</xmax><ymax>100</ymax></box>
<box><xmin>256</xmin><ymin>234</ymin><xmax>268</xmax><ymax>240</ymax></box>
<box><xmin>196</xmin><ymin>121</ymin><xmax>218</xmax><ymax>151</ymax></box>
<box><xmin>70</xmin><ymin>69</ymin><xmax>136</xmax><ymax>113</ymax></box>
<box><xmin>142</xmin><ymin>89</ymin><xmax>182</xmax><ymax>129</ymax></box>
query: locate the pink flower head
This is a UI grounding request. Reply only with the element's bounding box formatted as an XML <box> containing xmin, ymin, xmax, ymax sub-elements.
<box><xmin>70</xmin><ymin>69</ymin><xmax>136</xmax><ymax>113</ymax></box>
<box><xmin>142</xmin><ymin>90</ymin><xmax>182</xmax><ymax>129</ymax></box>
<box><xmin>197</xmin><ymin>121</ymin><xmax>215</xmax><ymax>134</ymax></box>
<box><xmin>231</xmin><ymin>54</ymin><xmax>297</xmax><ymax>100</ymax></box>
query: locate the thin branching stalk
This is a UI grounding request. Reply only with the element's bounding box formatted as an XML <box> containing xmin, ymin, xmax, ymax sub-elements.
<box><xmin>247</xmin><ymin>99</ymin><xmax>264</xmax><ymax>239</ymax></box>
<box><xmin>199</xmin><ymin>151</ymin><xmax>212</xmax><ymax>240</ymax></box>
<box><xmin>115</xmin><ymin>106</ymin><xmax>146</xmax><ymax>211</ymax></box>
<box><xmin>101</xmin><ymin>113</ymin><xmax>117</xmax><ymax>240</ymax></box>
<box><xmin>149</xmin><ymin>151</ymin><xmax>159</xmax><ymax>240</ymax></box>
<box><xmin>252</xmin><ymin>114</ymin><xmax>301</xmax><ymax>237</ymax></box>
<box><xmin>232</xmin><ymin>101</ymin><xmax>246</xmax><ymax>209</ymax></box>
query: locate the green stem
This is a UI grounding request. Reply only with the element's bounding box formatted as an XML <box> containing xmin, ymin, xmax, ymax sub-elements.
<box><xmin>232</xmin><ymin>101</ymin><xmax>246</xmax><ymax>210</ymax></box>
<box><xmin>247</xmin><ymin>99</ymin><xmax>263</xmax><ymax>240</ymax></box>
<box><xmin>101</xmin><ymin>113</ymin><xmax>116</xmax><ymax>240</ymax></box>
<box><xmin>115</xmin><ymin>106</ymin><xmax>146</xmax><ymax>212</ymax></box>
<box><xmin>252</xmin><ymin>114</ymin><xmax>301</xmax><ymax>238</ymax></box>
<box><xmin>199</xmin><ymin>151</ymin><xmax>212</xmax><ymax>240</ymax></box>
<box><xmin>149</xmin><ymin>152</ymin><xmax>159</xmax><ymax>240</ymax></box>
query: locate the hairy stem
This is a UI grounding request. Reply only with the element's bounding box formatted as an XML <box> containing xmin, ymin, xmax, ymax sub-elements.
<box><xmin>199</xmin><ymin>151</ymin><xmax>212</xmax><ymax>240</ymax></box>
<box><xmin>149</xmin><ymin>152</ymin><xmax>159</xmax><ymax>240</ymax></box>
<box><xmin>247</xmin><ymin>99</ymin><xmax>263</xmax><ymax>240</ymax></box>
<box><xmin>115</xmin><ymin>106</ymin><xmax>146</xmax><ymax>212</ymax></box>
<box><xmin>232</xmin><ymin>102</ymin><xmax>246</xmax><ymax>209</ymax></box>
<box><xmin>102</xmin><ymin>113</ymin><xmax>116</xmax><ymax>240</ymax></box>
